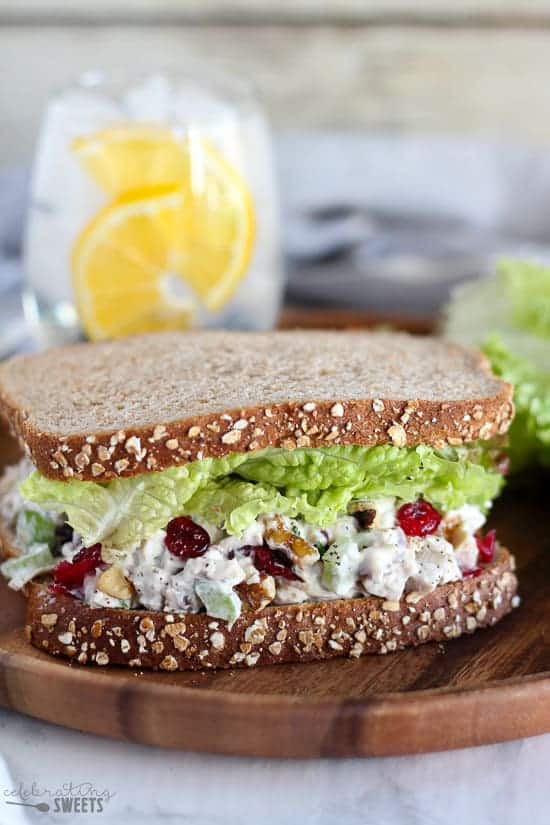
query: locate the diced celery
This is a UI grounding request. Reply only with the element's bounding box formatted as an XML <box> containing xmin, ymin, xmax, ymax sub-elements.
<box><xmin>195</xmin><ymin>579</ymin><xmax>241</xmax><ymax>625</ymax></box>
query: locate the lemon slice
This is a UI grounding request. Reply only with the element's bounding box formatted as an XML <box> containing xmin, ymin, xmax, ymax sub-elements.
<box><xmin>72</xmin><ymin>187</ymin><xmax>196</xmax><ymax>340</ymax></box>
<box><xmin>72</xmin><ymin>125</ymin><xmax>188</xmax><ymax>195</ymax></box>
<box><xmin>72</xmin><ymin>127</ymin><xmax>256</xmax><ymax>325</ymax></box>
<box><xmin>170</xmin><ymin>139</ymin><xmax>256</xmax><ymax>311</ymax></box>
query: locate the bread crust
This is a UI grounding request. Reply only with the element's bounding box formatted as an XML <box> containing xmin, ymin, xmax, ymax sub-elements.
<box><xmin>0</xmin><ymin>331</ymin><xmax>513</xmax><ymax>482</ymax></box>
<box><xmin>1</xmin><ymin>393</ymin><xmax>514</xmax><ymax>484</ymax></box>
<box><xmin>26</xmin><ymin>549</ymin><xmax>518</xmax><ymax>671</ymax></box>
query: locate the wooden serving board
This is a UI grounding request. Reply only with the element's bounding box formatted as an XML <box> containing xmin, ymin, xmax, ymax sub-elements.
<box><xmin>1</xmin><ymin>316</ymin><xmax>550</xmax><ymax>757</ymax></box>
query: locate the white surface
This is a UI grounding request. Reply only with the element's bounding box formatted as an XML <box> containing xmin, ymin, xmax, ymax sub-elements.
<box><xmin>0</xmin><ymin>706</ymin><xmax>548</xmax><ymax>825</ymax></box>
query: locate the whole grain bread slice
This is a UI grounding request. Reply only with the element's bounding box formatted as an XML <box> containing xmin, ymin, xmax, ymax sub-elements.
<box><xmin>0</xmin><ymin>330</ymin><xmax>513</xmax><ymax>481</ymax></box>
<box><xmin>26</xmin><ymin>548</ymin><xmax>518</xmax><ymax>671</ymax></box>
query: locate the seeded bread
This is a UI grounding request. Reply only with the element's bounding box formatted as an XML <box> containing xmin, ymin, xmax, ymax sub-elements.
<box><xmin>1</xmin><ymin>517</ymin><xmax>520</xmax><ymax>671</ymax></box>
<box><xmin>0</xmin><ymin>331</ymin><xmax>513</xmax><ymax>482</ymax></box>
<box><xmin>25</xmin><ymin>548</ymin><xmax>518</xmax><ymax>671</ymax></box>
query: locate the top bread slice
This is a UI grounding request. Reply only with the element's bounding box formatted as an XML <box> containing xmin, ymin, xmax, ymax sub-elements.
<box><xmin>0</xmin><ymin>330</ymin><xmax>513</xmax><ymax>482</ymax></box>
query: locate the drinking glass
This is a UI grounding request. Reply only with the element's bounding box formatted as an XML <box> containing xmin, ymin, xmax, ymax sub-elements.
<box><xmin>23</xmin><ymin>69</ymin><xmax>283</xmax><ymax>347</ymax></box>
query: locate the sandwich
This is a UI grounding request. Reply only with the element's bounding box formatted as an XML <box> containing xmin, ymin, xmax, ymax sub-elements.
<box><xmin>0</xmin><ymin>330</ymin><xmax>519</xmax><ymax>671</ymax></box>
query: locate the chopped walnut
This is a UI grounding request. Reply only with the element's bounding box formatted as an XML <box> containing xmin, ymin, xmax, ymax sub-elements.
<box><xmin>96</xmin><ymin>566</ymin><xmax>135</xmax><ymax>600</ymax></box>
<box><xmin>237</xmin><ymin>576</ymin><xmax>276</xmax><ymax>611</ymax></box>
<box><xmin>265</xmin><ymin>516</ymin><xmax>318</xmax><ymax>563</ymax></box>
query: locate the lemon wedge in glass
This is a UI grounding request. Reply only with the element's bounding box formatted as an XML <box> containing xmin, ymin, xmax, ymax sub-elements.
<box><xmin>71</xmin><ymin>126</ymin><xmax>255</xmax><ymax>339</ymax></box>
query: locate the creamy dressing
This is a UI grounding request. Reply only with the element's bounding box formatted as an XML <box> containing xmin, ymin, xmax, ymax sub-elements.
<box><xmin>83</xmin><ymin>504</ymin><xmax>484</xmax><ymax>616</ymax></box>
<box><xmin>360</xmin><ymin>529</ymin><xmax>417</xmax><ymax>601</ymax></box>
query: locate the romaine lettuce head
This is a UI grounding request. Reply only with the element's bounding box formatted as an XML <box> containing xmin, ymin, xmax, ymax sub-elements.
<box><xmin>20</xmin><ymin>443</ymin><xmax>504</xmax><ymax>550</ymax></box>
<box><xmin>498</xmin><ymin>259</ymin><xmax>550</xmax><ymax>340</ymax></box>
<box><xmin>444</xmin><ymin>258</ymin><xmax>550</xmax><ymax>470</ymax></box>
<box><xmin>484</xmin><ymin>335</ymin><xmax>550</xmax><ymax>470</ymax></box>
<box><xmin>443</xmin><ymin>258</ymin><xmax>549</xmax><ymax>372</ymax></box>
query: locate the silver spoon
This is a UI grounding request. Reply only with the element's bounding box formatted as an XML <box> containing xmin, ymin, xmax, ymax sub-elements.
<box><xmin>6</xmin><ymin>800</ymin><xmax>50</xmax><ymax>812</ymax></box>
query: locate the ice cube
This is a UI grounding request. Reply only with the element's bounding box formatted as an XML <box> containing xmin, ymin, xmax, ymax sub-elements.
<box><xmin>123</xmin><ymin>73</ymin><xmax>174</xmax><ymax>122</ymax></box>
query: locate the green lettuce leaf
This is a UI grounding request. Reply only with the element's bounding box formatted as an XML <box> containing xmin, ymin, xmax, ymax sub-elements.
<box><xmin>20</xmin><ymin>444</ymin><xmax>503</xmax><ymax>549</ymax></box>
<box><xmin>19</xmin><ymin>453</ymin><xmax>248</xmax><ymax>548</ymax></box>
<box><xmin>443</xmin><ymin>259</ymin><xmax>549</xmax><ymax>373</ymax></box>
<box><xmin>483</xmin><ymin>335</ymin><xmax>550</xmax><ymax>470</ymax></box>
<box><xmin>186</xmin><ymin>478</ymin><xmax>305</xmax><ymax>534</ymax></box>
<box><xmin>498</xmin><ymin>258</ymin><xmax>550</xmax><ymax>339</ymax></box>
<box><xmin>1</xmin><ymin>543</ymin><xmax>57</xmax><ymax>590</ymax></box>
<box><xmin>444</xmin><ymin>257</ymin><xmax>550</xmax><ymax>471</ymax></box>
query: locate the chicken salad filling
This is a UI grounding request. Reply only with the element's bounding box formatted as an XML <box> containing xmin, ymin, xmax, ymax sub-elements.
<box><xmin>1</xmin><ymin>458</ymin><xmax>499</xmax><ymax>625</ymax></box>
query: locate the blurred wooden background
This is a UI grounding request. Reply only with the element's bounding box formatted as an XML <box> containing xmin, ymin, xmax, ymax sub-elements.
<box><xmin>3</xmin><ymin>1</ymin><xmax>550</xmax><ymax>164</ymax></box>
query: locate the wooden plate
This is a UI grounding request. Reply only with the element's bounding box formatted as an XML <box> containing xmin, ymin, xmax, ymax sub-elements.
<box><xmin>1</xmin><ymin>316</ymin><xmax>549</xmax><ymax>757</ymax></box>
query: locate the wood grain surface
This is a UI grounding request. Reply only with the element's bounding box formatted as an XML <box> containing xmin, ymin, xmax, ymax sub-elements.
<box><xmin>0</xmin><ymin>316</ymin><xmax>549</xmax><ymax>757</ymax></box>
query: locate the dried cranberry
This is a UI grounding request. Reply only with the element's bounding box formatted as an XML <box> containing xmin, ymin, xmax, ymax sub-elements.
<box><xmin>463</xmin><ymin>567</ymin><xmax>482</xmax><ymax>578</ymax></box>
<box><xmin>53</xmin><ymin>543</ymin><xmax>103</xmax><ymax>589</ymax></box>
<box><xmin>243</xmin><ymin>545</ymin><xmax>300</xmax><ymax>581</ymax></box>
<box><xmin>48</xmin><ymin>582</ymin><xmax>73</xmax><ymax>597</ymax></box>
<box><xmin>165</xmin><ymin>516</ymin><xmax>210</xmax><ymax>560</ymax></box>
<box><xmin>397</xmin><ymin>500</ymin><xmax>442</xmax><ymax>536</ymax></box>
<box><xmin>476</xmin><ymin>529</ymin><xmax>496</xmax><ymax>564</ymax></box>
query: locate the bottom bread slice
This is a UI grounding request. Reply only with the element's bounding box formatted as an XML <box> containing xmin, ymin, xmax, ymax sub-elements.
<box><xmin>26</xmin><ymin>548</ymin><xmax>519</xmax><ymax>671</ymax></box>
